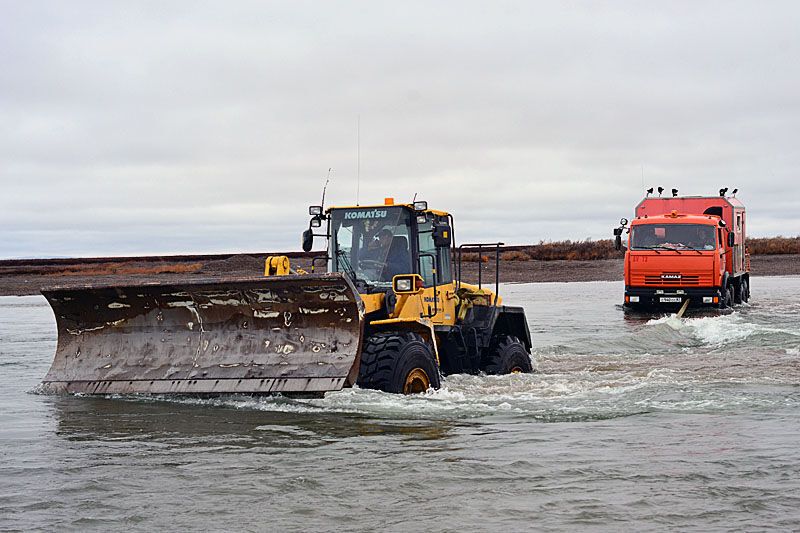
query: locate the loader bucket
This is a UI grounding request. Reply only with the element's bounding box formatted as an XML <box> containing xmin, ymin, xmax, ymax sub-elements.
<box><xmin>40</xmin><ymin>273</ymin><xmax>364</xmax><ymax>395</ymax></box>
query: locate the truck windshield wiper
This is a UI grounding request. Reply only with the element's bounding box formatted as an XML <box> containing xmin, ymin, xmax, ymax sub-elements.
<box><xmin>679</xmin><ymin>245</ymin><xmax>705</xmax><ymax>255</ymax></box>
<box><xmin>649</xmin><ymin>245</ymin><xmax>682</xmax><ymax>254</ymax></box>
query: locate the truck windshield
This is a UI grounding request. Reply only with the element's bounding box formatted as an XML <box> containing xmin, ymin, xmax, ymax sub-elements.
<box><xmin>631</xmin><ymin>224</ymin><xmax>716</xmax><ymax>251</ymax></box>
<box><xmin>329</xmin><ymin>206</ymin><xmax>413</xmax><ymax>286</ymax></box>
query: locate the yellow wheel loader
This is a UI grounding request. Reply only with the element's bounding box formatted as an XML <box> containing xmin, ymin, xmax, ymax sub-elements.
<box><xmin>40</xmin><ymin>198</ymin><xmax>533</xmax><ymax>395</ymax></box>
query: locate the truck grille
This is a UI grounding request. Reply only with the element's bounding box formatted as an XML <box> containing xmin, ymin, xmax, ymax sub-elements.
<box><xmin>643</xmin><ymin>274</ymin><xmax>701</xmax><ymax>285</ymax></box>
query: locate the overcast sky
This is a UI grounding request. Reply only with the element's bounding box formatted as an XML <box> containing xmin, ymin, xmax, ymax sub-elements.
<box><xmin>1</xmin><ymin>1</ymin><xmax>798</xmax><ymax>258</ymax></box>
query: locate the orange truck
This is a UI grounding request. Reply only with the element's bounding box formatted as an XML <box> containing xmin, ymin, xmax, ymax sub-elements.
<box><xmin>614</xmin><ymin>189</ymin><xmax>750</xmax><ymax>310</ymax></box>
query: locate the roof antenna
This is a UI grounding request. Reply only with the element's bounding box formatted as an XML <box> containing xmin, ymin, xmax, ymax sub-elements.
<box><xmin>321</xmin><ymin>168</ymin><xmax>332</xmax><ymax>209</ymax></box>
<box><xmin>356</xmin><ymin>115</ymin><xmax>361</xmax><ymax>206</ymax></box>
<box><xmin>412</xmin><ymin>192</ymin><xmax>418</xmax><ymax>203</ymax></box>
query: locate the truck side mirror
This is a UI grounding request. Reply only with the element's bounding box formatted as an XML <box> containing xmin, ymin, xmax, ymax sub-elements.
<box><xmin>302</xmin><ymin>229</ymin><xmax>314</xmax><ymax>252</ymax></box>
<box><xmin>613</xmin><ymin>228</ymin><xmax>623</xmax><ymax>251</ymax></box>
<box><xmin>432</xmin><ymin>224</ymin><xmax>452</xmax><ymax>247</ymax></box>
<box><xmin>727</xmin><ymin>232</ymin><xmax>735</xmax><ymax>247</ymax></box>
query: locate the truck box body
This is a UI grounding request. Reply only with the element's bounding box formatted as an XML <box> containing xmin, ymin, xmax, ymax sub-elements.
<box><xmin>622</xmin><ymin>195</ymin><xmax>750</xmax><ymax>309</ymax></box>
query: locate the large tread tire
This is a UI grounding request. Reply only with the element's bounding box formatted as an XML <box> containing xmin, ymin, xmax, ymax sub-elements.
<box><xmin>734</xmin><ymin>281</ymin><xmax>744</xmax><ymax>304</ymax></box>
<box><xmin>741</xmin><ymin>279</ymin><xmax>749</xmax><ymax>303</ymax></box>
<box><xmin>357</xmin><ymin>332</ymin><xmax>441</xmax><ymax>394</ymax></box>
<box><xmin>482</xmin><ymin>335</ymin><xmax>533</xmax><ymax>375</ymax></box>
<box><xmin>720</xmin><ymin>286</ymin><xmax>733</xmax><ymax>309</ymax></box>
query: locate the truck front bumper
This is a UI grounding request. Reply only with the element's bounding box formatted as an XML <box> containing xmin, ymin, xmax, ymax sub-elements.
<box><xmin>624</xmin><ymin>286</ymin><xmax>723</xmax><ymax>309</ymax></box>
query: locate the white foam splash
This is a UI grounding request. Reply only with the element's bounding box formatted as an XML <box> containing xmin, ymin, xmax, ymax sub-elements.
<box><xmin>646</xmin><ymin>312</ymin><xmax>767</xmax><ymax>346</ymax></box>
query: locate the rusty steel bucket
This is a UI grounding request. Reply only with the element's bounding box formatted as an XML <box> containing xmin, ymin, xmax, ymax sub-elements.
<box><xmin>40</xmin><ymin>273</ymin><xmax>364</xmax><ymax>395</ymax></box>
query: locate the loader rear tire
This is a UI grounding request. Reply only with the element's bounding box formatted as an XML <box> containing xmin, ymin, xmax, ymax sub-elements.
<box><xmin>357</xmin><ymin>332</ymin><xmax>441</xmax><ymax>394</ymax></box>
<box><xmin>483</xmin><ymin>335</ymin><xmax>533</xmax><ymax>375</ymax></box>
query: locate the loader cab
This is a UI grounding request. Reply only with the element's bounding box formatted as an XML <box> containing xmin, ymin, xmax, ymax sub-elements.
<box><xmin>328</xmin><ymin>205</ymin><xmax>413</xmax><ymax>288</ymax></box>
<box><xmin>324</xmin><ymin>202</ymin><xmax>452</xmax><ymax>291</ymax></box>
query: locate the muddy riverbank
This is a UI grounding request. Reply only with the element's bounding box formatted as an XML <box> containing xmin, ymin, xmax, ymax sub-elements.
<box><xmin>1</xmin><ymin>254</ymin><xmax>797</xmax><ymax>296</ymax></box>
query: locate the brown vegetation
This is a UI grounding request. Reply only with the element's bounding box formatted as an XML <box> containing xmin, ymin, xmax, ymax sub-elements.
<box><xmin>464</xmin><ymin>239</ymin><xmax>622</xmax><ymax>262</ymax></box>
<box><xmin>458</xmin><ymin>237</ymin><xmax>800</xmax><ymax>262</ymax></box>
<box><xmin>746</xmin><ymin>236</ymin><xmax>800</xmax><ymax>255</ymax></box>
<box><xmin>48</xmin><ymin>262</ymin><xmax>203</xmax><ymax>277</ymax></box>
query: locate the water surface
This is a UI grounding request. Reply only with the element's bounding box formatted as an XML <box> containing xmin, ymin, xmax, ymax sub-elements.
<box><xmin>1</xmin><ymin>278</ymin><xmax>799</xmax><ymax>531</ymax></box>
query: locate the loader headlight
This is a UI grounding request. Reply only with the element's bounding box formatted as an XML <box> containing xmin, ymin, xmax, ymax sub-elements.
<box><xmin>413</xmin><ymin>201</ymin><xmax>428</xmax><ymax>211</ymax></box>
<box><xmin>310</xmin><ymin>216</ymin><xmax>322</xmax><ymax>228</ymax></box>
<box><xmin>309</xmin><ymin>205</ymin><xmax>323</xmax><ymax>216</ymax></box>
<box><xmin>393</xmin><ymin>274</ymin><xmax>423</xmax><ymax>295</ymax></box>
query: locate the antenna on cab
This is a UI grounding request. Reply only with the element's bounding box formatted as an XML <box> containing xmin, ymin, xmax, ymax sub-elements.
<box><xmin>321</xmin><ymin>168</ymin><xmax>332</xmax><ymax>209</ymax></box>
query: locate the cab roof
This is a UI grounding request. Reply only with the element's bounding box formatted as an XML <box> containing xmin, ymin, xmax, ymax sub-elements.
<box><xmin>327</xmin><ymin>203</ymin><xmax>450</xmax><ymax>217</ymax></box>
<box><xmin>631</xmin><ymin>212</ymin><xmax>721</xmax><ymax>225</ymax></box>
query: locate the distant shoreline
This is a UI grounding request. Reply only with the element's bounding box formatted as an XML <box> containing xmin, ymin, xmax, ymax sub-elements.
<box><xmin>1</xmin><ymin>253</ymin><xmax>798</xmax><ymax>296</ymax></box>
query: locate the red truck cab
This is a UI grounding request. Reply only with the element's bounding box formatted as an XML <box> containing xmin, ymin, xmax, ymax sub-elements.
<box><xmin>615</xmin><ymin>194</ymin><xmax>750</xmax><ymax>309</ymax></box>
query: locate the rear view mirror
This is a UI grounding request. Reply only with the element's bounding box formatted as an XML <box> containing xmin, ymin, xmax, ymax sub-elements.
<box><xmin>615</xmin><ymin>235</ymin><xmax>622</xmax><ymax>251</ymax></box>
<box><xmin>302</xmin><ymin>229</ymin><xmax>314</xmax><ymax>252</ymax></box>
<box><xmin>432</xmin><ymin>224</ymin><xmax>452</xmax><ymax>247</ymax></box>
<box><xmin>613</xmin><ymin>228</ymin><xmax>623</xmax><ymax>236</ymax></box>
<box><xmin>727</xmin><ymin>232</ymin><xmax>735</xmax><ymax>247</ymax></box>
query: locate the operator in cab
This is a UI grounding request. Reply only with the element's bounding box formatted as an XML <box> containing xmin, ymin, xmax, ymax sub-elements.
<box><xmin>364</xmin><ymin>227</ymin><xmax>410</xmax><ymax>282</ymax></box>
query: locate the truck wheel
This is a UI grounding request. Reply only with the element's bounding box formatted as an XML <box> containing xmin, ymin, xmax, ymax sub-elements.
<box><xmin>734</xmin><ymin>281</ymin><xmax>743</xmax><ymax>304</ymax></box>
<box><xmin>483</xmin><ymin>335</ymin><xmax>533</xmax><ymax>375</ymax></box>
<box><xmin>724</xmin><ymin>286</ymin><xmax>734</xmax><ymax>308</ymax></box>
<box><xmin>357</xmin><ymin>332</ymin><xmax>441</xmax><ymax>394</ymax></box>
<box><xmin>741</xmin><ymin>279</ymin><xmax>749</xmax><ymax>303</ymax></box>
<box><xmin>719</xmin><ymin>287</ymin><xmax>731</xmax><ymax>309</ymax></box>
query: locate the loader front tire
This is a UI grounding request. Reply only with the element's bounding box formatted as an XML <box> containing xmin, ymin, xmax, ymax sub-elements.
<box><xmin>483</xmin><ymin>335</ymin><xmax>533</xmax><ymax>375</ymax></box>
<box><xmin>357</xmin><ymin>332</ymin><xmax>441</xmax><ymax>394</ymax></box>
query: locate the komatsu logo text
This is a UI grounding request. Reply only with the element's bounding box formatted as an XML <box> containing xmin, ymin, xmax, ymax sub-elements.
<box><xmin>343</xmin><ymin>209</ymin><xmax>388</xmax><ymax>220</ymax></box>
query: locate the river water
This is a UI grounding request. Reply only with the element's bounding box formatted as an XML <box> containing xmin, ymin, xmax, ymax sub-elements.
<box><xmin>1</xmin><ymin>278</ymin><xmax>799</xmax><ymax>531</ymax></box>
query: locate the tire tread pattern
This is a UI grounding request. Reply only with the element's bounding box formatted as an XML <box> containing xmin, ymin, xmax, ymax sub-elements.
<box><xmin>358</xmin><ymin>332</ymin><xmax>441</xmax><ymax>393</ymax></box>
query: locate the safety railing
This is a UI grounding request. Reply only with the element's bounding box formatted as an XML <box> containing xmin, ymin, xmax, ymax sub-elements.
<box><xmin>456</xmin><ymin>243</ymin><xmax>504</xmax><ymax>306</ymax></box>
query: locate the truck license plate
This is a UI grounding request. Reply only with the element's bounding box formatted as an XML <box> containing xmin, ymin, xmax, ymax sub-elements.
<box><xmin>660</xmin><ymin>297</ymin><xmax>682</xmax><ymax>303</ymax></box>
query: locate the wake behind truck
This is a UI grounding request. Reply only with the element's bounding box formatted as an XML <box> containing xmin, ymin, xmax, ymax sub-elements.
<box><xmin>614</xmin><ymin>189</ymin><xmax>750</xmax><ymax>310</ymax></box>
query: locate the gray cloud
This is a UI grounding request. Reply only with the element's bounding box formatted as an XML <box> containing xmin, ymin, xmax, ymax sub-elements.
<box><xmin>1</xmin><ymin>1</ymin><xmax>799</xmax><ymax>258</ymax></box>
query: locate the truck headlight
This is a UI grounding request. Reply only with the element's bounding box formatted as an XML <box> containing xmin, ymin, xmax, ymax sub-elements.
<box><xmin>629</xmin><ymin>296</ymin><xmax>640</xmax><ymax>303</ymax></box>
<box><xmin>703</xmin><ymin>296</ymin><xmax>713</xmax><ymax>303</ymax></box>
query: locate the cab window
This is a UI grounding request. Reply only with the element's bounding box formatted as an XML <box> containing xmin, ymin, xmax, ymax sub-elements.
<box><xmin>417</xmin><ymin>215</ymin><xmax>453</xmax><ymax>286</ymax></box>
